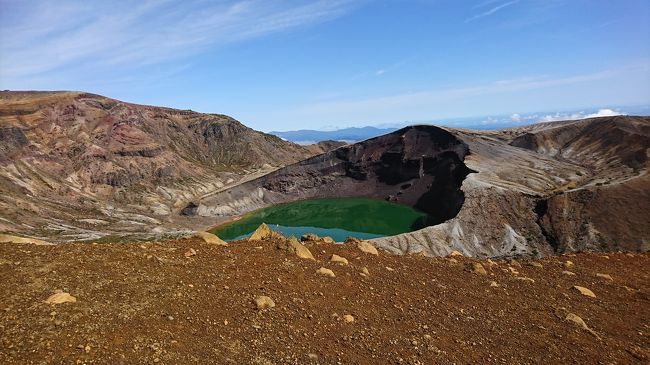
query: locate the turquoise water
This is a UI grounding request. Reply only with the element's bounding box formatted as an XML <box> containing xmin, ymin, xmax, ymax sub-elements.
<box><xmin>211</xmin><ymin>197</ymin><xmax>429</xmax><ymax>242</ymax></box>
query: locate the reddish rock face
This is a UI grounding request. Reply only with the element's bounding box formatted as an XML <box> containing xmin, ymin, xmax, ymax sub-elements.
<box><xmin>0</xmin><ymin>91</ymin><xmax>312</xmax><ymax>239</ymax></box>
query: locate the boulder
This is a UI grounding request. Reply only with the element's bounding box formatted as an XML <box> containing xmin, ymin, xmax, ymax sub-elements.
<box><xmin>316</xmin><ymin>267</ymin><xmax>336</xmax><ymax>278</ymax></box>
<box><xmin>448</xmin><ymin>250</ymin><xmax>463</xmax><ymax>257</ymax></box>
<box><xmin>254</xmin><ymin>296</ymin><xmax>275</xmax><ymax>310</ymax></box>
<box><xmin>249</xmin><ymin>223</ymin><xmax>284</xmax><ymax>241</ymax></box>
<box><xmin>357</xmin><ymin>241</ymin><xmax>379</xmax><ymax>256</ymax></box>
<box><xmin>194</xmin><ymin>232</ymin><xmax>227</xmax><ymax>246</ymax></box>
<box><xmin>322</xmin><ymin>236</ymin><xmax>335</xmax><ymax>244</ymax></box>
<box><xmin>343</xmin><ymin>314</ymin><xmax>355</xmax><ymax>323</ymax></box>
<box><xmin>330</xmin><ymin>254</ymin><xmax>349</xmax><ymax>265</ymax></box>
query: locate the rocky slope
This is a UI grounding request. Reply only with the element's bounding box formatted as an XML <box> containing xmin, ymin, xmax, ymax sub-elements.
<box><xmin>0</xmin><ymin>238</ymin><xmax>648</xmax><ymax>364</ymax></box>
<box><xmin>0</xmin><ymin>91</ymin><xmax>312</xmax><ymax>241</ymax></box>
<box><xmin>193</xmin><ymin>116</ymin><xmax>649</xmax><ymax>257</ymax></box>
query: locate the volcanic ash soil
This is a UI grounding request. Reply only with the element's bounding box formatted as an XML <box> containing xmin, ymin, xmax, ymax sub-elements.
<box><xmin>0</xmin><ymin>239</ymin><xmax>649</xmax><ymax>364</ymax></box>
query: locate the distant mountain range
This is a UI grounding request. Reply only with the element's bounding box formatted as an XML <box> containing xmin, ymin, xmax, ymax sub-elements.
<box><xmin>270</xmin><ymin>126</ymin><xmax>398</xmax><ymax>144</ymax></box>
<box><xmin>271</xmin><ymin>105</ymin><xmax>650</xmax><ymax>143</ymax></box>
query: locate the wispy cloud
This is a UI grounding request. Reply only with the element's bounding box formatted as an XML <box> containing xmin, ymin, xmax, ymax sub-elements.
<box><xmin>0</xmin><ymin>0</ymin><xmax>357</xmax><ymax>81</ymax></box>
<box><xmin>277</xmin><ymin>63</ymin><xmax>650</xmax><ymax>126</ymax></box>
<box><xmin>296</xmin><ymin>68</ymin><xmax>619</xmax><ymax>116</ymax></box>
<box><xmin>465</xmin><ymin>0</ymin><xmax>520</xmax><ymax>23</ymax></box>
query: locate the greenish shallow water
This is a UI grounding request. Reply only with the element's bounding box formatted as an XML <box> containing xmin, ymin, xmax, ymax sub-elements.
<box><xmin>211</xmin><ymin>198</ymin><xmax>429</xmax><ymax>242</ymax></box>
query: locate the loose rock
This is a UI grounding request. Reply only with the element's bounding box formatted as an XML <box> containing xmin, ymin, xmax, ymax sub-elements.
<box><xmin>249</xmin><ymin>223</ymin><xmax>284</xmax><ymax>241</ymax></box>
<box><xmin>357</xmin><ymin>241</ymin><xmax>379</xmax><ymax>255</ymax></box>
<box><xmin>322</xmin><ymin>236</ymin><xmax>335</xmax><ymax>244</ymax></box>
<box><xmin>316</xmin><ymin>267</ymin><xmax>336</xmax><ymax>278</ymax></box>
<box><xmin>45</xmin><ymin>291</ymin><xmax>77</xmax><ymax>305</ymax></box>
<box><xmin>573</xmin><ymin>286</ymin><xmax>596</xmax><ymax>298</ymax></box>
<box><xmin>596</xmin><ymin>273</ymin><xmax>613</xmax><ymax>281</ymax></box>
<box><xmin>287</xmin><ymin>237</ymin><xmax>315</xmax><ymax>260</ymax></box>
<box><xmin>254</xmin><ymin>296</ymin><xmax>275</xmax><ymax>310</ymax></box>
<box><xmin>330</xmin><ymin>254</ymin><xmax>349</xmax><ymax>265</ymax></box>
<box><xmin>184</xmin><ymin>248</ymin><xmax>197</xmax><ymax>257</ymax></box>
<box><xmin>343</xmin><ymin>314</ymin><xmax>355</xmax><ymax>323</ymax></box>
<box><xmin>194</xmin><ymin>232</ymin><xmax>227</xmax><ymax>246</ymax></box>
<box><xmin>470</xmin><ymin>262</ymin><xmax>487</xmax><ymax>275</ymax></box>
<box><xmin>301</xmin><ymin>233</ymin><xmax>320</xmax><ymax>242</ymax></box>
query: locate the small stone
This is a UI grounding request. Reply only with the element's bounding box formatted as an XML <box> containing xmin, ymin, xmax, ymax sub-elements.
<box><xmin>360</xmin><ymin>267</ymin><xmax>370</xmax><ymax>276</ymax></box>
<box><xmin>184</xmin><ymin>248</ymin><xmax>197</xmax><ymax>257</ymax></box>
<box><xmin>490</xmin><ymin>281</ymin><xmax>498</xmax><ymax>287</ymax></box>
<box><xmin>84</xmin><ymin>345</ymin><xmax>91</xmax><ymax>353</ymax></box>
<box><xmin>44</xmin><ymin>292</ymin><xmax>77</xmax><ymax>305</ymax></box>
<box><xmin>385</xmin><ymin>266</ymin><xmax>395</xmax><ymax>272</ymax></box>
<box><xmin>254</xmin><ymin>295</ymin><xmax>276</xmax><ymax>310</ymax></box>
<box><xmin>563</xmin><ymin>260</ymin><xmax>574</xmax><ymax>269</ymax></box>
<box><xmin>322</xmin><ymin>236</ymin><xmax>335</xmax><ymax>244</ymax></box>
<box><xmin>448</xmin><ymin>250</ymin><xmax>463</xmax><ymax>257</ymax></box>
<box><xmin>529</xmin><ymin>262</ymin><xmax>543</xmax><ymax>268</ymax></box>
<box><xmin>515</xmin><ymin>277</ymin><xmax>535</xmax><ymax>283</ymax></box>
<box><xmin>565</xmin><ymin>313</ymin><xmax>600</xmax><ymax>339</ymax></box>
<box><xmin>316</xmin><ymin>267</ymin><xmax>336</xmax><ymax>278</ymax></box>
<box><xmin>573</xmin><ymin>286</ymin><xmax>596</xmax><ymax>298</ymax></box>
<box><xmin>342</xmin><ymin>314</ymin><xmax>355</xmax><ymax>323</ymax></box>
<box><xmin>596</xmin><ymin>273</ymin><xmax>613</xmax><ymax>281</ymax></box>
<box><xmin>330</xmin><ymin>254</ymin><xmax>349</xmax><ymax>265</ymax></box>
<box><xmin>357</xmin><ymin>241</ymin><xmax>378</xmax><ymax>255</ymax></box>
<box><xmin>562</xmin><ymin>270</ymin><xmax>576</xmax><ymax>276</ymax></box>
<box><xmin>307</xmin><ymin>353</ymin><xmax>318</xmax><ymax>360</ymax></box>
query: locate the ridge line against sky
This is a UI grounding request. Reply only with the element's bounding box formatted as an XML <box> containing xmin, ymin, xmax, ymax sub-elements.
<box><xmin>1</xmin><ymin>0</ymin><xmax>649</xmax><ymax>131</ymax></box>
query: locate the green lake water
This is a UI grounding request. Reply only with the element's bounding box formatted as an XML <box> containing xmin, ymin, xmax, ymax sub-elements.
<box><xmin>211</xmin><ymin>198</ymin><xmax>429</xmax><ymax>242</ymax></box>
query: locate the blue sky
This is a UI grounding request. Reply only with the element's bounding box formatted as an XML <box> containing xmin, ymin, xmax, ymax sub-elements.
<box><xmin>1</xmin><ymin>0</ymin><xmax>649</xmax><ymax>131</ymax></box>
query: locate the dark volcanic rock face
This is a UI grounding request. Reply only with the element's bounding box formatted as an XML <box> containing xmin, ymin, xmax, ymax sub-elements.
<box><xmin>196</xmin><ymin>125</ymin><xmax>474</xmax><ymax>228</ymax></box>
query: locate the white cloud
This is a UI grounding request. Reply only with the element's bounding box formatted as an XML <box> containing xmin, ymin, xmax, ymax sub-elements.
<box><xmin>539</xmin><ymin>108</ymin><xmax>626</xmax><ymax>122</ymax></box>
<box><xmin>465</xmin><ymin>0</ymin><xmax>520</xmax><ymax>23</ymax></box>
<box><xmin>510</xmin><ymin>113</ymin><xmax>521</xmax><ymax>122</ymax></box>
<box><xmin>0</xmin><ymin>0</ymin><xmax>357</xmax><ymax>80</ymax></box>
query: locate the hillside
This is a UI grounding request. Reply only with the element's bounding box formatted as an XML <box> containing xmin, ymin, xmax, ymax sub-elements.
<box><xmin>0</xmin><ymin>237</ymin><xmax>648</xmax><ymax>364</ymax></box>
<box><xmin>0</xmin><ymin>91</ymin><xmax>312</xmax><ymax>241</ymax></box>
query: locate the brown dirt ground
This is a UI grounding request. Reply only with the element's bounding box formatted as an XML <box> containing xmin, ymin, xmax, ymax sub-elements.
<box><xmin>0</xmin><ymin>239</ymin><xmax>648</xmax><ymax>364</ymax></box>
